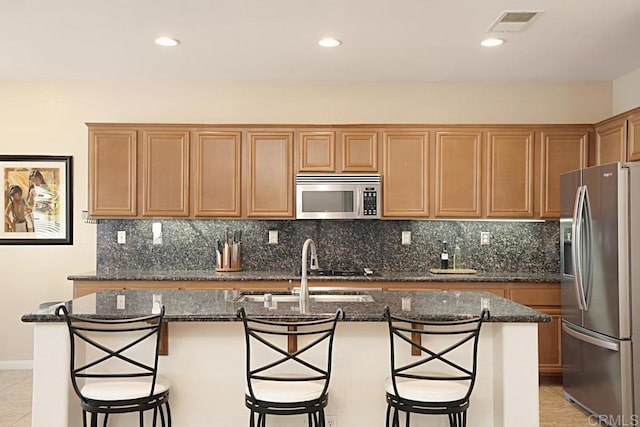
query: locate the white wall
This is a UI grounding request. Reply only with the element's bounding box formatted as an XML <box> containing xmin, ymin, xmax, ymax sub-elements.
<box><xmin>0</xmin><ymin>79</ymin><xmax>613</xmax><ymax>363</ymax></box>
<box><xmin>613</xmin><ymin>67</ymin><xmax>640</xmax><ymax>114</ymax></box>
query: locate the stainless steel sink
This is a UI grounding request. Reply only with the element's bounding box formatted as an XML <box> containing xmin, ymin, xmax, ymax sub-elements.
<box><xmin>236</xmin><ymin>294</ymin><xmax>374</xmax><ymax>303</ymax></box>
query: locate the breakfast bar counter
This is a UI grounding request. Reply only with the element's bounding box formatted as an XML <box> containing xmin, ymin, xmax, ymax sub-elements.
<box><xmin>23</xmin><ymin>289</ymin><xmax>547</xmax><ymax>427</ymax></box>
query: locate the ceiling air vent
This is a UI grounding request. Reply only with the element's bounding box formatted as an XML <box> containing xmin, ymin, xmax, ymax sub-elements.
<box><xmin>488</xmin><ymin>10</ymin><xmax>543</xmax><ymax>32</ymax></box>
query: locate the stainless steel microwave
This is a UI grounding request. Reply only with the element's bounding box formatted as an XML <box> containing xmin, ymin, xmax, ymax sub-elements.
<box><xmin>295</xmin><ymin>174</ymin><xmax>381</xmax><ymax>219</ymax></box>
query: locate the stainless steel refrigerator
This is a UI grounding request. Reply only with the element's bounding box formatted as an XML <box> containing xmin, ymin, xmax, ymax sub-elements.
<box><xmin>561</xmin><ymin>162</ymin><xmax>640</xmax><ymax>423</ymax></box>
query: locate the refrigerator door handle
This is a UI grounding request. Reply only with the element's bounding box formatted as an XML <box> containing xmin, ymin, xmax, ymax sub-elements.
<box><xmin>582</xmin><ymin>185</ymin><xmax>593</xmax><ymax>309</ymax></box>
<box><xmin>572</xmin><ymin>186</ymin><xmax>586</xmax><ymax>310</ymax></box>
<box><xmin>562</xmin><ymin>321</ymin><xmax>620</xmax><ymax>352</ymax></box>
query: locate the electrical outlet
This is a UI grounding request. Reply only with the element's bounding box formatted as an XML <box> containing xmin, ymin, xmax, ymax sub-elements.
<box><xmin>268</xmin><ymin>230</ymin><xmax>279</xmax><ymax>244</ymax></box>
<box><xmin>304</xmin><ymin>415</ymin><xmax>336</xmax><ymax>427</ymax></box>
<box><xmin>152</xmin><ymin>294</ymin><xmax>162</xmax><ymax>314</ymax></box>
<box><xmin>153</xmin><ymin>222</ymin><xmax>162</xmax><ymax>245</ymax></box>
<box><xmin>480</xmin><ymin>231</ymin><xmax>491</xmax><ymax>246</ymax></box>
<box><xmin>117</xmin><ymin>230</ymin><xmax>126</xmax><ymax>244</ymax></box>
<box><xmin>116</xmin><ymin>295</ymin><xmax>126</xmax><ymax>310</ymax></box>
<box><xmin>401</xmin><ymin>231</ymin><xmax>411</xmax><ymax>246</ymax></box>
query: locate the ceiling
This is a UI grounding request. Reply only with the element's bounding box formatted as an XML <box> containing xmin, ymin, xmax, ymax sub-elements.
<box><xmin>1</xmin><ymin>0</ymin><xmax>640</xmax><ymax>82</ymax></box>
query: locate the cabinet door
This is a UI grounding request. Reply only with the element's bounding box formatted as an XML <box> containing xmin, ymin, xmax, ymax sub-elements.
<box><xmin>88</xmin><ymin>129</ymin><xmax>137</xmax><ymax>216</ymax></box>
<box><xmin>341</xmin><ymin>131</ymin><xmax>378</xmax><ymax>172</ymax></box>
<box><xmin>538</xmin><ymin>308</ymin><xmax>562</xmax><ymax>375</ymax></box>
<box><xmin>540</xmin><ymin>130</ymin><xmax>588</xmax><ymax>218</ymax></box>
<box><xmin>247</xmin><ymin>131</ymin><xmax>294</xmax><ymax>218</ymax></box>
<box><xmin>382</xmin><ymin>131</ymin><xmax>430</xmax><ymax>217</ymax></box>
<box><xmin>141</xmin><ymin>130</ymin><xmax>190</xmax><ymax>217</ymax></box>
<box><xmin>193</xmin><ymin>131</ymin><xmax>242</xmax><ymax>217</ymax></box>
<box><xmin>298</xmin><ymin>131</ymin><xmax>335</xmax><ymax>172</ymax></box>
<box><xmin>486</xmin><ymin>130</ymin><xmax>535</xmax><ymax>218</ymax></box>
<box><xmin>595</xmin><ymin>119</ymin><xmax>627</xmax><ymax>165</ymax></box>
<box><xmin>434</xmin><ymin>130</ymin><xmax>483</xmax><ymax>217</ymax></box>
<box><xmin>628</xmin><ymin>113</ymin><xmax>640</xmax><ymax>162</ymax></box>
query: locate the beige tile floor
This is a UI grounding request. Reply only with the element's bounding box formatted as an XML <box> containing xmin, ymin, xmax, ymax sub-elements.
<box><xmin>0</xmin><ymin>370</ymin><xmax>32</xmax><ymax>427</ymax></box>
<box><xmin>0</xmin><ymin>370</ymin><xmax>593</xmax><ymax>426</ymax></box>
<box><xmin>539</xmin><ymin>385</ymin><xmax>594</xmax><ymax>426</ymax></box>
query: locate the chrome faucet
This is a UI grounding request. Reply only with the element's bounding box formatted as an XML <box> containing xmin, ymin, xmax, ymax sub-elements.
<box><xmin>300</xmin><ymin>238</ymin><xmax>319</xmax><ymax>311</ymax></box>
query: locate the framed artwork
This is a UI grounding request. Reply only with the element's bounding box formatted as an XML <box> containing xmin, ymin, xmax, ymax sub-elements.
<box><xmin>1</xmin><ymin>155</ymin><xmax>73</xmax><ymax>245</ymax></box>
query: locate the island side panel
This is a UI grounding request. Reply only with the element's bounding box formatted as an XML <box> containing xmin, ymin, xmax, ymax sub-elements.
<box><xmin>493</xmin><ymin>323</ymin><xmax>540</xmax><ymax>427</ymax></box>
<box><xmin>31</xmin><ymin>323</ymin><xmax>78</xmax><ymax>427</ymax></box>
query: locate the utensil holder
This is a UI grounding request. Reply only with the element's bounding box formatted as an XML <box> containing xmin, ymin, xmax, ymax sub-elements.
<box><xmin>216</xmin><ymin>242</ymin><xmax>242</xmax><ymax>272</ymax></box>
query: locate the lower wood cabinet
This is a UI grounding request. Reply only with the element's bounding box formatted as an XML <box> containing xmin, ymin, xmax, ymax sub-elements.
<box><xmin>509</xmin><ymin>284</ymin><xmax>562</xmax><ymax>378</ymax></box>
<box><xmin>536</xmin><ymin>309</ymin><xmax>562</xmax><ymax>375</ymax></box>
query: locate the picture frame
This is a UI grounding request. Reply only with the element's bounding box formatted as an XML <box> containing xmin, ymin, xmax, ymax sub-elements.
<box><xmin>1</xmin><ymin>155</ymin><xmax>73</xmax><ymax>245</ymax></box>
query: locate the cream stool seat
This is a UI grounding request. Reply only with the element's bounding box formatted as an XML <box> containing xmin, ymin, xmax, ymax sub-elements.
<box><xmin>82</xmin><ymin>376</ymin><xmax>172</xmax><ymax>401</ymax></box>
<box><xmin>384</xmin><ymin>374</ymin><xmax>469</xmax><ymax>403</ymax></box>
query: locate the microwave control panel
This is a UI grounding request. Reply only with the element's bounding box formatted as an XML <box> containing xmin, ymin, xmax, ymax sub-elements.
<box><xmin>363</xmin><ymin>187</ymin><xmax>378</xmax><ymax>216</ymax></box>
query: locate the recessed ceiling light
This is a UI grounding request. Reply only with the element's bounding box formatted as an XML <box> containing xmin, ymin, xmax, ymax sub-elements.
<box><xmin>318</xmin><ymin>38</ymin><xmax>342</xmax><ymax>48</ymax></box>
<box><xmin>155</xmin><ymin>37</ymin><xmax>180</xmax><ymax>47</ymax></box>
<box><xmin>481</xmin><ymin>38</ymin><xmax>504</xmax><ymax>47</ymax></box>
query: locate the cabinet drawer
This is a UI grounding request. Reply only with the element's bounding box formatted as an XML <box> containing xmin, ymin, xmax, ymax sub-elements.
<box><xmin>510</xmin><ymin>287</ymin><xmax>560</xmax><ymax>306</ymax></box>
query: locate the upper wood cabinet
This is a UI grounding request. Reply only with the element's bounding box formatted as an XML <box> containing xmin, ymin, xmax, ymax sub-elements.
<box><xmin>434</xmin><ymin>130</ymin><xmax>483</xmax><ymax>217</ymax></box>
<box><xmin>382</xmin><ymin>131</ymin><xmax>430</xmax><ymax>217</ymax></box>
<box><xmin>341</xmin><ymin>131</ymin><xmax>378</xmax><ymax>172</ymax></box>
<box><xmin>141</xmin><ymin>130</ymin><xmax>190</xmax><ymax>217</ymax></box>
<box><xmin>594</xmin><ymin>118</ymin><xmax>627</xmax><ymax>165</ymax></box>
<box><xmin>89</xmin><ymin>118</ymin><xmax>640</xmax><ymax>220</ymax></box>
<box><xmin>628</xmin><ymin>113</ymin><xmax>640</xmax><ymax>162</ymax></box>
<box><xmin>298</xmin><ymin>131</ymin><xmax>336</xmax><ymax>172</ymax></box>
<box><xmin>539</xmin><ymin>130</ymin><xmax>588</xmax><ymax>218</ymax></box>
<box><xmin>486</xmin><ymin>130</ymin><xmax>535</xmax><ymax>218</ymax></box>
<box><xmin>247</xmin><ymin>131</ymin><xmax>294</xmax><ymax>218</ymax></box>
<box><xmin>88</xmin><ymin>129</ymin><xmax>138</xmax><ymax>216</ymax></box>
<box><xmin>193</xmin><ymin>131</ymin><xmax>242</xmax><ymax>217</ymax></box>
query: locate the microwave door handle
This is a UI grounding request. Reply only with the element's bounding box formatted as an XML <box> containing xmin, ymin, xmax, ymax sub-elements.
<box><xmin>572</xmin><ymin>186</ymin><xmax>585</xmax><ymax>310</ymax></box>
<box><xmin>355</xmin><ymin>187</ymin><xmax>363</xmax><ymax>218</ymax></box>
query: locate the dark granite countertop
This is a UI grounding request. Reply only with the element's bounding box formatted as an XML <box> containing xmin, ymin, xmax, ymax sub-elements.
<box><xmin>68</xmin><ymin>270</ymin><xmax>561</xmax><ymax>283</ymax></box>
<box><xmin>22</xmin><ymin>289</ymin><xmax>551</xmax><ymax>323</ymax></box>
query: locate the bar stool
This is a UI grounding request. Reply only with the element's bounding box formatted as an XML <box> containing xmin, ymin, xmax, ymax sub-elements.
<box><xmin>56</xmin><ymin>305</ymin><xmax>171</xmax><ymax>427</ymax></box>
<box><xmin>384</xmin><ymin>307</ymin><xmax>488</xmax><ymax>427</ymax></box>
<box><xmin>237</xmin><ymin>307</ymin><xmax>343</xmax><ymax>427</ymax></box>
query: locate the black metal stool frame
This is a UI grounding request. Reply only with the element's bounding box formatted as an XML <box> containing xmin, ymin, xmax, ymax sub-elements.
<box><xmin>384</xmin><ymin>307</ymin><xmax>489</xmax><ymax>427</ymax></box>
<box><xmin>56</xmin><ymin>305</ymin><xmax>171</xmax><ymax>427</ymax></box>
<box><xmin>238</xmin><ymin>307</ymin><xmax>343</xmax><ymax>427</ymax></box>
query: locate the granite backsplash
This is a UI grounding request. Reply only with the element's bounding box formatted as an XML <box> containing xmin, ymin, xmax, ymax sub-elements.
<box><xmin>96</xmin><ymin>219</ymin><xmax>560</xmax><ymax>274</ymax></box>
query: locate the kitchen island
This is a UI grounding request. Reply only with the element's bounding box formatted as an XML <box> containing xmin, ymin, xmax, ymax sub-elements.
<box><xmin>23</xmin><ymin>289</ymin><xmax>549</xmax><ymax>427</ymax></box>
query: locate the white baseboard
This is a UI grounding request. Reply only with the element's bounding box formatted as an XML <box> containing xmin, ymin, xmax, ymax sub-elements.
<box><xmin>0</xmin><ymin>360</ymin><xmax>33</xmax><ymax>370</ymax></box>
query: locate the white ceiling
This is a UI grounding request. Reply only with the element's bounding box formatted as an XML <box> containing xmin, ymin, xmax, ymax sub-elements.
<box><xmin>1</xmin><ymin>0</ymin><xmax>640</xmax><ymax>82</ymax></box>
